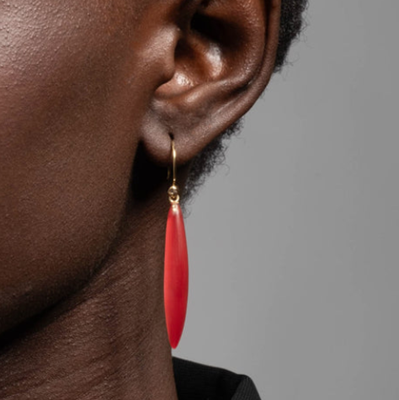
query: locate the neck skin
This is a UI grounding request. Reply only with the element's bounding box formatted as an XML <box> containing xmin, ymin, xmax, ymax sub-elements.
<box><xmin>0</xmin><ymin>197</ymin><xmax>178</xmax><ymax>400</ymax></box>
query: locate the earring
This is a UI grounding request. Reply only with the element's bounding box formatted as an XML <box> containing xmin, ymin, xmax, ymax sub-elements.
<box><xmin>164</xmin><ymin>139</ymin><xmax>189</xmax><ymax>349</ymax></box>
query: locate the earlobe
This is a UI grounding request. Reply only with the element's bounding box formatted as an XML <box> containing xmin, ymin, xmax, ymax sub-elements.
<box><xmin>141</xmin><ymin>0</ymin><xmax>281</xmax><ymax>167</ymax></box>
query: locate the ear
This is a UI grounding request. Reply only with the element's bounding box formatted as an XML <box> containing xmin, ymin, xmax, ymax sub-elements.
<box><xmin>141</xmin><ymin>0</ymin><xmax>281</xmax><ymax>166</ymax></box>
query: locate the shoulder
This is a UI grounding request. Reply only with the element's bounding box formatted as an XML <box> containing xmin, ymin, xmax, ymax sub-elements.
<box><xmin>172</xmin><ymin>357</ymin><xmax>262</xmax><ymax>400</ymax></box>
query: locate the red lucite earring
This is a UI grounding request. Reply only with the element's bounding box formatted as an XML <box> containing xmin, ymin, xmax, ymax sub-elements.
<box><xmin>164</xmin><ymin>139</ymin><xmax>189</xmax><ymax>349</ymax></box>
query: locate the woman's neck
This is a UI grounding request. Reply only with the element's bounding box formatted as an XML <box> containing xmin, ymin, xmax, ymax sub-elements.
<box><xmin>0</xmin><ymin>202</ymin><xmax>178</xmax><ymax>400</ymax></box>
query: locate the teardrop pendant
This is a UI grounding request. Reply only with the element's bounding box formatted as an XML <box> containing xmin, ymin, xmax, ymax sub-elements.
<box><xmin>164</xmin><ymin>203</ymin><xmax>189</xmax><ymax>349</ymax></box>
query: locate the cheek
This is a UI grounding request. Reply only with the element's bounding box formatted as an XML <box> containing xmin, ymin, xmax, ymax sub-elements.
<box><xmin>0</xmin><ymin>2</ymin><xmax>146</xmax><ymax>332</ymax></box>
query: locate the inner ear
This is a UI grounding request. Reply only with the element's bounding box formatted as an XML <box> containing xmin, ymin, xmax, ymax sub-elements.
<box><xmin>155</xmin><ymin>2</ymin><xmax>264</xmax><ymax>100</ymax></box>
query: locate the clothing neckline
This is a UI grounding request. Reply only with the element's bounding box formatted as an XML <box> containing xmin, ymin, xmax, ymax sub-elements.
<box><xmin>172</xmin><ymin>357</ymin><xmax>261</xmax><ymax>400</ymax></box>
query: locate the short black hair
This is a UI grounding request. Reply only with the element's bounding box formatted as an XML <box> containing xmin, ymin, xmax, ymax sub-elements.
<box><xmin>184</xmin><ymin>0</ymin><xmax>308</xmax><ymax>201</ymax></box>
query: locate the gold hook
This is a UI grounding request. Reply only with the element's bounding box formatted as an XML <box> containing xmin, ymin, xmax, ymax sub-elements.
<box><xmin>168</xmin><ymin>139</ymin><xmax>180</xmax><ymax>204</ymax></box>
<box><xmin>171</xmin><ymin>139</ymin><xmax>177</xmax><ymax>186</ymax></box>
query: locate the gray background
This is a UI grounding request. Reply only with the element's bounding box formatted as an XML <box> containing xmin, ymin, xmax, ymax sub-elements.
<box><xmin>175</xmin><ymin>1</ymin><xmax>399</xmax><ymax>399</ymax></box>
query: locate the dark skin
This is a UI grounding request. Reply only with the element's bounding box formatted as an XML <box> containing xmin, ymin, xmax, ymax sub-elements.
<box><xmin>0</xmin><ymin>0</ymin><xmax>281</xmax><ymax>398</ymax></box>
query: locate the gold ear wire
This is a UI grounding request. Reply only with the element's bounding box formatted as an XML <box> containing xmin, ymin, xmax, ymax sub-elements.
<box><xmin>167</xmin><ymin>139</ymin><xmax>179</xmax><ymax>205</ymax></box>
<box><xmin>171</xmin><ymin>140</ymin><xmax>177</xmax><ymax>187</ymax></box>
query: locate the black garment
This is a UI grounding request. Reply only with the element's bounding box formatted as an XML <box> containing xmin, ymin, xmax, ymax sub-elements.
<box><xmin>172</xmin><ymin>357</ymin><xmax>261</xmax><ymax>400</ymax></box>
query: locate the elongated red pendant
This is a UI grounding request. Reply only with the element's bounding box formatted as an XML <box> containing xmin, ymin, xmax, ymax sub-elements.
<box><xmin>164</xmin><ymin>203</ymin><xmax>189</xmax><ymax>349</ymax></box>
